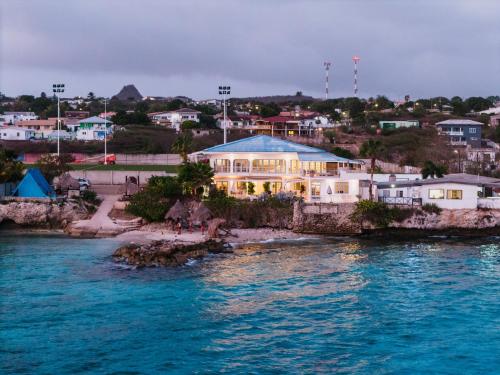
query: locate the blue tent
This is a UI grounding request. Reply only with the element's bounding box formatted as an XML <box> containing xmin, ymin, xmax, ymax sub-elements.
<box><xmin>12</xmin><ymin>168</ymin><xmax>56</xmax><ymax>198</ymax></box>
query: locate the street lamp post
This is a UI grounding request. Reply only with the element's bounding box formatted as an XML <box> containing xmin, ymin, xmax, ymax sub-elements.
<box><xmin>52</xmin><ymin>83</ymin><xmax>65</xmax><ymax>156</ymax></box>
<box><xmin>454</xmin><ymin>149</ymin><xmax>461</xmax><ymax>173</ymax></box>
<box><xmin>219</xmin><ymin>85</ymin><xmax>231</xmax><ymax>144</ymax></box>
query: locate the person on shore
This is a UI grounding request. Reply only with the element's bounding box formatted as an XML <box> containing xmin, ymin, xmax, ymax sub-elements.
<box><xmin>201</xmin><ymin>221</ymin><xmax>206</xmax><ymax>236</ymax></box>
<box><xmin>176</xmin><ymin>220</ymin><xmax>182</xmax><ymax>235</ymax></box>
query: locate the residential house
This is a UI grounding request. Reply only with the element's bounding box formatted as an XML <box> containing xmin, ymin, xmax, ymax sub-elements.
<box><xmin>47</xmin><ymin>130</ymin><xmax>74</xmax><ymax>141</ymax></box>
<box><xmin>189</xmin><ymin>135</ymin><xmax>369</xmax><ymax>203</ymax></box>
<box><xmin>76</xmin><ymin>116</ymin><xmax>113</xmax><ymax>141</ymax></box>
<box><xmin>217</xmin><ymin>115</ymin><xmax>255</xmax><ymax>129</ymax></box>
<box><xmin>490</xmin><ymin>113</ymin><xmax>500</xmax><ymax>128</ymax></box>
<box><xmin>0</xmin><ymin>126</ymin><xmax>36</xmax><ymax>140</ymax></box>
<box><xmin>0</xmin><ymin>111</ymin><xmax>38</xmax><ymax>125</ymax></box>
<box><xmin>12</xmin><ymin>168</ymin><xmax>56</xmax><ymax>199</ymax></box>
<box><xmin>149</xmin><ymin>108</ymin><xmax>201</xmax><ymax>130</ymax></box>
<box><xmin>15</xmin><ymin>119</ymin><xmax>57</xmax><ymax>138</ymax></box>
<box><xmin>436</xmin><ymin>119</ymin><xmax>483</xmax><ymax>147</ymax></box>
<box><xmin>377</xmin><ymin>174</ymin><xmax>500</xmax><ymax>209</ymax></box>
<box><xmin>379</xmin><ymin>120</ymin><xmax>420</xmax><ymax>129</ymax></box>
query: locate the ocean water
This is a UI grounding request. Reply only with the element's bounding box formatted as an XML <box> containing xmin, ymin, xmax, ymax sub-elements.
<box><xmin>0</xmin><ymin>233</ymin><xmax>499</xmax><ymax>374</ymax></box>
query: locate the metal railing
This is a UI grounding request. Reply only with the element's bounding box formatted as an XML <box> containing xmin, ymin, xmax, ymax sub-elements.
<box><xmin>380</xmin><ymin>197</ymin><xmax>422</xmax><ymax>206</ymax></box>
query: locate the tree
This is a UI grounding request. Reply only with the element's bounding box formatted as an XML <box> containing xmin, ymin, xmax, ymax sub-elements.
<box><xmin>247</xmin><ymin>181</ymin><xmax>255</xmax><ymax>195</ymax></box>
<box><xmin>323</xmin><ymin>130</ymin><xmax>336</xmax><ymax>144</ymax></box>
<box><xmin>171</xmin><ymin>133</ymin><xmax>193</xmax><ymax>162</ymax></box>
<box><xmin>331</xmin><ymin>147</ymin><xmax>355</xmax><ymax>159</ymax></box>
<box><xmin>177</xmin><ymin>162</ymin><xmax>214</xmax><ymax>196</ymax></box>
<box><xmin>35</xmin><ymin>153</ymin><xmax>75</xmax><ymax>183</ymax></box>
<box><xmin>87</xmin><ymin>92</ymin><xmax>96</xmax><ymax>100</ymax></box>
<box><xmin>359</xmin><ymin>139</ymin><xmax>385</xmax><ymax>200</ymax></box>
<box><xmin>421</xmin><ymin>161</ymin><xmax>447</xmax><ymax>179</ymax></box>
<box><xmin>263</xmin><ymin>181</ymin><xmax>271</xmax><ymax>194</ymax></box>
<box><xmin>180</xmin><ymin>120</ymin><xmax>201</xmax><ymax>130</ymax></box>
<box><xmin>0</xmin><ymin>148</ymin><xmax>24</xmax><ymax>183</ymax></box>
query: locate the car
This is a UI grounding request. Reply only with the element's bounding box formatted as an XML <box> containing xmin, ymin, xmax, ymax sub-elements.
<box><xmin>78</xmin><ymin>177</ymin><xmax>91</xmax><ymax>190</ymax></box>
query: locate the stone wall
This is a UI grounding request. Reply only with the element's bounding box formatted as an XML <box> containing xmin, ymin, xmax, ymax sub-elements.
<box><xmin>0</xmin><ymin>200</ymin><xmax>89</xmax><ymax>228</ymax></box>
<box><xmin>292</xmin><ymin>201</ymin><xmax>362</xmax><ymax>235</ymax></box>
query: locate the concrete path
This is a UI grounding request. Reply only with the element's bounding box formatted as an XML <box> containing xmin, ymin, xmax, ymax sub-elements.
<box><xmin>69</xmin><ymin>195</ymin><xmax>124</xmax><ymax>237</ymax></box>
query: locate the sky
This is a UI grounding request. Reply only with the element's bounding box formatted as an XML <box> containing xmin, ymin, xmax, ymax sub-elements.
<box><xmin>1</xmin><ymin>0</ymin><xmax>499</xmax><ymax>100</ymax></box>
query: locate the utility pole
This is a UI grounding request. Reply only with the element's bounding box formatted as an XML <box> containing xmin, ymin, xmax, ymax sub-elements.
<box><xmin>323</xmin><ymin>61</ymin><xmax>331</xmax><ymax>100</ymax></box>
<box><xmin>52</xmin><ymin>83</ymin><xmax>65</xmax><ymax>156</ymax></box>
<box><xmin>352</xmin><ymin>56</ymin><xmax>360</xmax><ymax>97</ymax></box>
<box><xmin>219</xmin><ymin>85</ymin><xmax>231</xmax><ymax>144</ymax></box>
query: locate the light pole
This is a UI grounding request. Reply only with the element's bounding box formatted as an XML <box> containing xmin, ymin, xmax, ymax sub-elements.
<box><xmin>103</xmin><ymin>98</ymin><xmax>108</xmax><ymax>165</ymax></box>
<box><xmin>219</xmin><ymin>85</ymin><xmax>231</xmax><ymax>144</ymax></box>
<box><xmin>454</xmin><ymin>149</ymin><xmax>461</xmax><ymax>173</ymax></box>
<box><xmin>52</xmin><ymin>83</ymin><xmax>65</xmax><ymax>156</ymax></box>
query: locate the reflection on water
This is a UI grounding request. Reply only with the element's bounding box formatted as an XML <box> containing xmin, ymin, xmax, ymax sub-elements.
<box><xmin>0</xmin><ymin>235</ymin><xmax>499</xmax><ymax>374</ymax></box>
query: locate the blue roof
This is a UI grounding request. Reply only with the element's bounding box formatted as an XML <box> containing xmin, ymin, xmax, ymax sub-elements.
<box><xmin>12</xmin><ymin>168</ymin><xmax>55</xmax><ymax>198</ymax></box>
<box><xmin>200</xmin><ymin>135</ymin><xmax>326</xmax><ymax>153</ymax></box>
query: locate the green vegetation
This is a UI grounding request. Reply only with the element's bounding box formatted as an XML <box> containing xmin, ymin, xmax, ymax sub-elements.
<box><xmin>359</xmin><ymin>139</ymin><xmax>385</xmax><ymax>200</ymax></box>
<box><xmin>421</xmin><ymin>161</ymin><xmax>447</xmax><ymax>179</ymax></box>
<box><xmin>331</xmin><ymin>147</ymin><xmax>355</xmax><ymax>159</ymax></box>
<box><xmin>171</xmin><ymin>133</ymin><xmax>193</xmax><ymax>162</ymax></box>
<box><xmin>0</xmin><ymin>148</ymin><xmax>24</xmax><ymax>183</ymax></box>
<box><xmin>36</xmin><ymin>154</ymin><xmax>74</xmax><ymax>183</ymax></box>
<box><xmin>350</xmin><ymin>200</ymin><xmax>415</xmax><ymax>228</ymax></box>
<box><xmin>177</xmin><ymin>161</ymin><xmax>214</xmax><ymax>196</ymax></box>
<box><xmin>80</xmin><ymin>189</ymin><xmax>101</xmax><ymax>205</ymax></box>
<box><xmin>422</xmin><ymin>203</ymin><xmax>442</xmax><ymax>215</ymax></box>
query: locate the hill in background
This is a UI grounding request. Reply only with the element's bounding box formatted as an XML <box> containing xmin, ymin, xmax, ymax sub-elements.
<box><xmin>113</xmin><ymin>84</ymin><xmax>143</xmax><ymax>102</ymax></box>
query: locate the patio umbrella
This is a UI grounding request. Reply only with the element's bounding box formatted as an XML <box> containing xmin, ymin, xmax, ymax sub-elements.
<box><xmin>164</xmin><ymin>200</ymin><xmax>189</xmax><ymax>222</ymax></box>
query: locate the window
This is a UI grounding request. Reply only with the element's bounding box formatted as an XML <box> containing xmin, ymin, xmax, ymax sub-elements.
<box><xmin>234</xmin><ymin>159</ymin><xmax>249</xmax><ymax>173</ymax></box>
<box><xmin>429</xmin><ymin>189</ymin><xmax>444</xmax><ymax>199</ymax></box>
<box><xmin>215</xmin><ymin>181</ymin><xmax>228</xmax><ymax>192</ymax></box>
<box><xmin>214</xmin><ymin>159</ymin><xmax>230</xmax><ymax>173</ymax></box>
<box><xmin>383</xmin><ymin>190</ymin><xmax>390</xmax><ymax>197</ymax></box>
<box><xmin>469</xmin><ymin>128</ymin><xmax>477</xmax><ymax>134</ymax></box>
<box><xmin>311</xmin><ymin>182</ymin><xmax>321</xmax><ymax>196</ymax></box>
<box><xmin>335</xmin><ymin>182</ymin><xmax>349</xmax><ymax>194</ymax></box>
<box><xmin>289</xmin><ymin>160</ymin><xmax>300</xmax><ymax>174</ymax></box>
<box><xmin>447</xmin><ymin>190</ymin><xmax>463</xmax><ymax>199</ymax></box>
<box><xmin>252</xmin><ymin>159</ymin><xmax>285</xmax><ymax>173</ymax></box>
<box><xmin>271</xmin><ymin>182</ymin><xmax>282</xmax><ymax>194</ymax></box>
<box><xmin>302</xmin><ymin>161</ymin><xmax>326</xmax><ymax>175</ymax></box>
<box><xmin>397</xmin><ymin>190</ymin><xmax>404</xmax><ymax>197</ymax></box>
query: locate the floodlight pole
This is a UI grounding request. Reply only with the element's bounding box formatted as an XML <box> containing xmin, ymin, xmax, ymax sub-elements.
<box><xmin>104</xmin><ymin>99</ymin><xmax>107</xmax><ymax>165</ymax></box>
<box><xmin>219</xmin><ymin>85</ymin><xmax>231</xmax><ymax>144</ymax></box>
<box><xmin>53</xmin><ymin>83</ymin><xmax>65</xmax><ymax>157</ymax></box>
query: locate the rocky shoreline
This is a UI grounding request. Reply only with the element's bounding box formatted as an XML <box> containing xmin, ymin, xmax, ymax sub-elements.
<box><xmin>112</xmin><ymin>239</ymin><xmax>232</xmax><ymax>267</ymax></box>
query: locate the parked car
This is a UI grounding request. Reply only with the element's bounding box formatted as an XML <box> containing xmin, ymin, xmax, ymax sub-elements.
<box><xmin>78</xmin><ymin>178</ymin><xmax>91</xmax><ymax>190</ymax></box>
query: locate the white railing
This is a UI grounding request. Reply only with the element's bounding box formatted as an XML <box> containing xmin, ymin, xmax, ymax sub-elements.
<box><xmin>477</xmin><ymin>197</ymin><xmax>500</xmax><ymax>209</ymax></box>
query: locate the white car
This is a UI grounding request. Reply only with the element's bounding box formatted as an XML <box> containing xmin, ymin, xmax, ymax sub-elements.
<box><xmin>78</xmin><ymin>178</ymin><xmax>91</xmax><ymax>190</ymax></box>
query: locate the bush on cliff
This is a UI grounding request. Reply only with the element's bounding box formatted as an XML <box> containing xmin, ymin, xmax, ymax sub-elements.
<box><xmin>351</xmin><ymin>200</ymin><xmax>416</xmax><ymax>228</ymax></box>
<box><xmin>422</xmin><ymin>203</ymin><xmax>442</xmax><ymax>215</ymax></box>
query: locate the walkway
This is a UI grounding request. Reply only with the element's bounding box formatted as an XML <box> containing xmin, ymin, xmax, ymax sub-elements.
<box><xmin>69</xmin><ymin>195</ymin><xmax>124</xmax><ymax>237</ymax></box>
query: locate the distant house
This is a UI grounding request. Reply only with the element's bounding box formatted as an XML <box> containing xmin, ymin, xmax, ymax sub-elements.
<box><xmin>436</xmin><ymin>119</ymin><xmax>483</xmax><ymax>147</ymax></box>
<box><xmin>65</xmin><ymin>111</ymin><xmax>90</xmax><ymax>119</ymax></box>
<box><xmin>490</xmin><ymin>113</ymin><xmax>500</xmax><ymax>128</ymax></box>
<box><xmin>377</xmin><ymin>173</ymin><xmax>500</xmax><ymax>209</ymax></box>
<box><xmin>76</xmin><ymin>116</ymin><xmax>113</xmax><ymax>141</ymax></box>
<box><xmin>47</xmin><ymin>130</ymin><xmax>74</xmax><ymax>141</ymax></box>
<box><xmin>0</xmin><ymin>127</ymin><xmax>36</xmax><ymax>140</ymax></box>
<box><xmin>12</xmin><ymin>168</ymin><xmax>56</xmax><ymax>199</ymax></box>
<box><xmin>16</xmin><ymin>119</ymin><xmax>57</xmax><ymax>138</ymax></box>
<box><xmin>148</xmin><ymin>108</ymin><xmax>201</xmax><ymax>130</ymax></box>
<box><xmin>379</xmin><ymin>120</ymin><xmax>420</xmax><ymax>129</ymax></box>
<box><xmin>0</xmin><ymin>111</ymin><xmax>38</xmax><ymax>125</ymax></box>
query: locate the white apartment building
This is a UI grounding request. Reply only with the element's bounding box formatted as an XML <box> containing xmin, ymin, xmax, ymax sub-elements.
<box><xmin>0</xmin><ymin>112</ymin><xmax>38</xmax><ymax>125</ymax></box>
<box><xmin>0</xmin><ymin>127</ymin><xmax>36</xmax><ymax>140</ymax></box>
<box><xmin>149</xmin><ymin>108</ymin><xmax>201</xmax><ymax>130</ymax></box>
<box><xmin>76</xmin><ymin>116</ymin><xmax>113</xmax><ymax>141</ymax></box>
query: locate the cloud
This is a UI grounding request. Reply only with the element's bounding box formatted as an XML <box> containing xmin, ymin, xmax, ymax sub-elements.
<box><xmin>1</xmin><ymin>0</ymin><xmax>499</xmax><ymax>99</ymax></box>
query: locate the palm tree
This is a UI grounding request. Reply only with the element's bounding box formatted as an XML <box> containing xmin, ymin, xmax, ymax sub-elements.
<box><xmin>421</xmin><ymin>161</ymin><xmax>447</xmax><ymax>179</ymax></box>
<box><xmin>177</xmin><ymin>161</ymin><xmax>214</xmax><ymax>196</ymax></box>
<box><xmin>172</xmin><ymin>133</ymin><xmax>193</xmax><ymax>162</ymax></box>
<box><xmin>359</xmin><ymin>139</ymin><xmax>385</xmax><ymax>200</ymax></box>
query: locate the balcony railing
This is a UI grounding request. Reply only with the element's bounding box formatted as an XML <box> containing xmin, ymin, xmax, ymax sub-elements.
<box><xmin>380</xmin><ymin>197</ymin><xmax>422</xmax><ymax>206</ymax></box>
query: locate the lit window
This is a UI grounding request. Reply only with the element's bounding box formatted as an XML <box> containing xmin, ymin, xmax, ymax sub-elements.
<box><xmin>311</xmin><ymin>182</ymin><xmax>321</xmax><ymax>196</ymax></box>
<box><xmin>335</xmin><ymin>182</ymin><xmax>349</xmax><ymax>194</ymax></box>
<box><xmin>214</xmin><ymin>159</ymin><xmax>230</xmax><ymax>173</ymax></box>
<box><xmin>429</xmin><ymin>189</ymin><xmax>444</xmax><ymax>199</ymax></box>
<box><xmin>233</xmin><ymin>159</ymin><xmax>249</xmax><ymax>173</ymax></box>
<box><xmin>447</xmin><ymin>190</ymin><xmax>463</xmax><ymax>199</ymax></box>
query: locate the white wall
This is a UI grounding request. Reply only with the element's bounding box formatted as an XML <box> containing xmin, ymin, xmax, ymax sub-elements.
<box><xmin>0</xmin><ymin>128</ymin><xmax>34</xmax><ymax>140</ymax></box>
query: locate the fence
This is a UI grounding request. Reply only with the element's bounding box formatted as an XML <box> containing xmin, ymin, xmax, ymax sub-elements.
<box><xmin>380</xmin><ymin>197</ymin><xmax>422</xmax><ymax>206</ymax></box>
<box><xmin>21</xmin><ymin>153</ymin><xmax>182</xmax><ymax>165</ymax></box>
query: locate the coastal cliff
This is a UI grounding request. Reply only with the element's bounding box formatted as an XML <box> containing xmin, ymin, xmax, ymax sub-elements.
<box><xmin>0</xmin><ymin>200</ymin><xmax>90</xmax><ymax>229</ymax></box>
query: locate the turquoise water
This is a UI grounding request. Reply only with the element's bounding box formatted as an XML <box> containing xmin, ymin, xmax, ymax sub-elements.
<box><xmin>0</xmin><ymin>233</ymin><xmax>499</xmax><ymax>374</ymax></box>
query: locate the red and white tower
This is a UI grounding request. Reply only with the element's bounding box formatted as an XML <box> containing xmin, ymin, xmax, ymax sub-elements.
<box><xmin>323</xmin><ymin>61</ymin><xmax>331</xmax><ymax>100</ymax></box>
<box><xmin>352</xmin><ymin>55</ymin><xmax>360</xmax><ymax>97</ymax></box>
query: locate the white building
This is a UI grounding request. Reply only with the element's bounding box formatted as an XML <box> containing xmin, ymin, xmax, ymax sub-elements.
<box><xmin>377</xmin><ymin>174</ymin><xmax>500</xmax><ymax>209</ymax></box>
<box><xmin>190</xmin><ymin>135</ymin><xmax>373</xmax><ymax>203</ymax></box>
<box><xmin>76</xmin><ymin>116</ymin><xmax>113</xmax><ymax>141</ymax></box>
<box><xmin>0</xmin><ymin>111</ymin><xmax>38</xmax><ymax>125</ymax></box>
<box><xmin>0</xmin><ymin>127</ymin><xmax>36</xmax><ymax>140</ymax></box>
<box><xmin>149</xmin><ymin>108</ymin><xmax>201</xmax><ymax>130</ymax></box>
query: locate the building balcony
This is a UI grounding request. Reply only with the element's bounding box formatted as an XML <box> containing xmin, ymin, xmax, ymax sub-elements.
<box><xmin>446</xmin><ymin>131</ymin><xmax>464</xmax><ymax>136</ymax></box>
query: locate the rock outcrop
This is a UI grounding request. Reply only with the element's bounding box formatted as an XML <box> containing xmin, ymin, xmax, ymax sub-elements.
<box><xmin>0</xmin><ymin>200</ymin><xmax>89</xmax><ymax>228</ymax></box>
<box><xmin>113</xmin><ymin>239</ymin><xmax>231</xmax><ymax>267</ymax></box>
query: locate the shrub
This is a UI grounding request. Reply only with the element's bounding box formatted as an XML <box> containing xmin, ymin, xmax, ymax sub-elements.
<box><xmin>390</xmin><ymin>206</ymin><xmax>415</xmax><ymax>222</ymax></box>
<box><xmin>126</xmin><ymin>189</ymin><xmax>170</xmax><ymax>222</ymax></box>
<box><xmin>422</xmin><ymin>203</ymin><xmax>442</xmax><ymax>215</ymax></box>
<box><xmin>81</xmin><ymin>189</ymin><xmax>100</xmax><ymax>205</ymax></box>
<box><xmin>351</xmin><ymin>200</ymin><xmax>416</xmax><ymax>227</ymax></box>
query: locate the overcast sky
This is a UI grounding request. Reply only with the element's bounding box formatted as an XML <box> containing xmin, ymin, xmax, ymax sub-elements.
<box><xmin>1</xmin><ymin>0</ymin><xmax>499</xmax><ymax>100</ymax></box>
